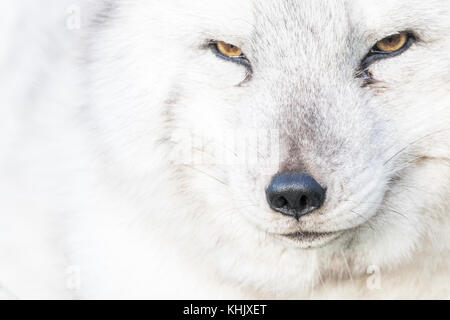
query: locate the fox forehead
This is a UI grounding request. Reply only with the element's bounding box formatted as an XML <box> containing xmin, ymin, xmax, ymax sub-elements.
<box><xmin>134</xmin><ymin>0</ymin><xmax>449</xmax><ymax>39</ymax></box>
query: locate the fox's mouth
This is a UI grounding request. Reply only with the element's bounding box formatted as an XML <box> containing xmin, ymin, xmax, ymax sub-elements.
<box><xmin>272</xmin><ymin>230</ymin><xmax>346</xmax><ymax>249</ymax></box>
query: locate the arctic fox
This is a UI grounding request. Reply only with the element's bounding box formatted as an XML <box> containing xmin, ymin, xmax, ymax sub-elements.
<box><xmin>0</xmin><ymin>0</ymin><xmax>449</xmax><ymax>299</ymax></box>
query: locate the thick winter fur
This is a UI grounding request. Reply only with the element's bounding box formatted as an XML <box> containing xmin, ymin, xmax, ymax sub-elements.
<box><xmin>0</xmin><ymin>0</ymin><xmax>449</xmax><ymax>299</ymax></box>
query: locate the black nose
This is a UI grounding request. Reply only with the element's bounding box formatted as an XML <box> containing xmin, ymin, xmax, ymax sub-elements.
<box><xmin>266</xmin><ymin>173</ymin><xmax>326</xmax><ymax>219</ymax></box>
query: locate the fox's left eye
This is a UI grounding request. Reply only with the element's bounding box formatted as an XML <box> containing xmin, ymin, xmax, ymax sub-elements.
<box><xmin>374</xmin><ymin>32</ymin><xmax>409</xmax><ymax>53</ymax></box>
<box><xmin>360</xmin><ymin>31</ymin><xmax>415</xmax><ymax>71</ymax></box>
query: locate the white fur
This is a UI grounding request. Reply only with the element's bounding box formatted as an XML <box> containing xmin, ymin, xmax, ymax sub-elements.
<box><xmin>0</xmin><ymin>0</ymin><xmax>449</xmax><ymax>299</ymax></box>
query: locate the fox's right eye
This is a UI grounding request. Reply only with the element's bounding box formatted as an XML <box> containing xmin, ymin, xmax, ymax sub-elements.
<box><xmin>209</xmin><ymin>40</ymin><xmax>250</xmax><ymax>69</ymax></box>
<box><xmin>216</xmin><ymin>41</ymin><xmax>243</xmax><ymax>58</ymax></box>
<box><xmin>208</xmin><ymin>40</ymin><xmax>252</xmax><ymax>84</ymax></box>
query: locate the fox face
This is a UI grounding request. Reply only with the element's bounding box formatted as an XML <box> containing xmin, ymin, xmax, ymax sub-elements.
<box><xmin>88</xmin><ymin>0</ymin><xmax>450</xmax><ymax>296</ymax></box>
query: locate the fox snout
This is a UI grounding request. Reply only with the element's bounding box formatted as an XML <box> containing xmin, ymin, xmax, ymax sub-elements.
<box><xmin>266</xmin><ymin>173</ymin><xmax>326</xmax><ymax>220</ymax></box>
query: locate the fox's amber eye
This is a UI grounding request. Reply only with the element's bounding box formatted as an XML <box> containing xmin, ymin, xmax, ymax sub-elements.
<box><xmin>216</xmin><ymin>41</ymin><xmax>243</xmax><ymax>57</ymax></box>
<box><xmin>375</xmin><ymin>33</ymin><xmax>408</xmax><ymax>52</ymax></box>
